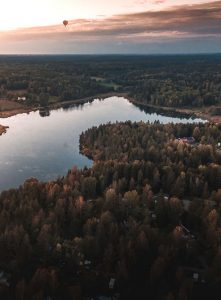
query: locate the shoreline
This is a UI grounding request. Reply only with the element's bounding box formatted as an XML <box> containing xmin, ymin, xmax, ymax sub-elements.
<box><xmin>127</xmin><ymin>97</ymin><xmax>221</xmax><ymax>124</ymax></box>
<box><xmin>49</xmin><ymin>92</ymin><xmax>128</xmax><ymax>109</ymax></box>
<box><xmin>0</xmin><ymin>93</ymin><xmax>127</xmax><ymax>135</ymax></box>
<box><xmin>0</xmin><ymin>92</ymin><xmax>220</xmax><ymax>124</ymax></box>
<box><xmin>0</xmin><ymin>92</ymin><xmax>127</xmax><ymax>119</ymax></box>
<box><xmin>0</xmin><ymin>107</ymin><xmax>36</xmax><ymax>118</ymax></box>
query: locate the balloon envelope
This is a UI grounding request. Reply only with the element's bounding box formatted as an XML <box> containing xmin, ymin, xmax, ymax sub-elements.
<box><xmin>63</xmin><ymin>20</ymin><xmax>68</xmax><ymax>27</ymax></box>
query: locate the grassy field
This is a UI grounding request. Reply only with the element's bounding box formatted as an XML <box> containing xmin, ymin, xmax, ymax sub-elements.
<box><xmin>0</xmin><ymin>99</ymin><xmax>25</xmax><ymax>111</ymax></box>
<box><xmin>0</xmin><ymin>99</ymin><xmax>32</xmax><ymax>118</ymax></box>
<box><xmin>91</xmin><ymin>76</ymin><xmax>121</xmax><ymax>91</ymax></box>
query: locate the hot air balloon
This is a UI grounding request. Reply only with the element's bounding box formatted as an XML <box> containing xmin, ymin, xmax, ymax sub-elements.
<box><xmin>63</xmin><ymin>20</ymin><xmax>68</xmax><ymax>27</ymax></box>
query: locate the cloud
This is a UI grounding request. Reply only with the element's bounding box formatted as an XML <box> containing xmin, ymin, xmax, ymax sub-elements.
<box><xmin>134</xmin><ymin>0</ymin><xmax>166</xmax><ymax>5</ymax></box>
<box><xmin>1</xmin><ymin>1</ymin><xmax>221</xmax><ymax>53</ymax></box>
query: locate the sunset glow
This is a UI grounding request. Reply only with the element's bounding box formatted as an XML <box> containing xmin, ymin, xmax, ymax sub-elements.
<box><xmin>0</xmin><ymin>0</ymin><xmax>220</xmax><ymax>54</ymax></box>
<box><xmin>0</xmin><ymin>0</ymin><xmax>215</xmax><ymax>31</ymax></box>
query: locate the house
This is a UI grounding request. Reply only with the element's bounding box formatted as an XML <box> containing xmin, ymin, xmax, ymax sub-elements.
<box><xmin>151</xmin><ymin>213</ymin><xmax>156</xmax><ymax>219</ymax></box>
<box><xmin>109</xmin><ymin>278</ymin><xmax>116</xmax><ymax>289</ymax></box>
<box><xmin>193</xmin><ymin>273</ymin><xmax>199</xmax><ymax>282</ymax></box>
<box><xmin>84</xmin><ymin>260</ymin><xmax>91</xmax><ymax>264</ymax></box>
<box><xmin>84</xmin><ymin>260</ymin><xmax>91</xmax><ymax>266</ymax></box>
<box><xmin>17</xmin><ymin>96</ymin><xmax>26</xmax><ymax>102</ymax></box>
<box><xmin>176</xmin><ymin>137</ymin><xmax>195</xmax><ymax>145</ymax></box>
<box><xmin>164</xmin><ymin>195</ymin><xmax>169</xmax><ymax>202</ymax></box>
<box><xmin>152</xmin><ymin>195</ymin><xmax>158</xmax><ymax>205</ymax></box>
<box><xmin>182</xmin><ymin>267</ymin><xmax>206</xmax><ymax>284</ymax></box>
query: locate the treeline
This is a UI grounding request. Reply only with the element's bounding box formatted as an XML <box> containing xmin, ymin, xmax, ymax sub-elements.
<box><xmin>0</xmin><ymin>58</ymin><xmax>113</xmax><ymax>106</ymax></box>
<box><xmin>0</xmin><ymin>122</ymin><xmax>221</xmax><ymax>299</ymax></box>
<box><xmin>1</xmin><ymin>55</ymin><xmax>221</xmax><ymax>109</ymax></box>
<box><xmin>130</xmin><ymin>78</ymin><xmax>221</xmax><ymax>107</ymax></box>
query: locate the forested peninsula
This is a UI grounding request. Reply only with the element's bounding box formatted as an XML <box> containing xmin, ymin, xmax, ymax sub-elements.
<box><xmin>0</xmin><ymin>121</ymin><xmax>221</xmax><ymax>299</ymax></box>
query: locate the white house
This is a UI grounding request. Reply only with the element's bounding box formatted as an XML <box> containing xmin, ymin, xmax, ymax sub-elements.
<box><xmin>17</xmin><ymin>97</ymin><xmax>26</xmax><ymax>101</ymax></box>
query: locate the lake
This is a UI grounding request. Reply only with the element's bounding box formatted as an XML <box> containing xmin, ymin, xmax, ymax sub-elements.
<box><xmin>0</xmin><ymin>96</ymin><xmax>205</xmax><ymax>191</ymax></box>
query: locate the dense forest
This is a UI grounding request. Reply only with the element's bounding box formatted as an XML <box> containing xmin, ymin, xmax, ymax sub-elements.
<box><xmin>1</xmin><ymin>55</ymin><xmax>221</xmax><ymax>111</ymax></box>
<box><xmin>80</xmin><ymin>122</ymin><xmax>221</xmax><ymax>197</ymax></box>
<box><xmin>0</xmin><ymin>121</ymin><xmax>221</xmax><ymax>299</ymax></box>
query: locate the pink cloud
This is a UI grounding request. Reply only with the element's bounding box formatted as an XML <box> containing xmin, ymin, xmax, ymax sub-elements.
<box><xmin>1</xmin><ymin>1</ymin><xmax>221</xmax><ymax>53</ymax></box>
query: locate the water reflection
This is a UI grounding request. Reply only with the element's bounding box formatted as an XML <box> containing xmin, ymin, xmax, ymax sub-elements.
<box><xmin>39</xmin><ymin>108</ymin><xmax>50</xmax><ymax>117</ymax></box>
<box><xmin>132</xmin><ymin>102</ymin><xmax>197</xmax><ymax>120</ymax></box>
<box><xmin>0</xmin><ymin>96</ymin><xmax>205</xmax><ymax>191</ymax></box>
<box><xmin>61</xmin><ymin>99</ymin><xmax>95</xmax><ymax>112</ymax></box>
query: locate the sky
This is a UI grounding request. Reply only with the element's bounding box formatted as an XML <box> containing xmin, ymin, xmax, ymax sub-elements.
<box><xmin>0</xmin><ymin>0</ymin><xmax>221</xmax><ymax>54</ymax></box>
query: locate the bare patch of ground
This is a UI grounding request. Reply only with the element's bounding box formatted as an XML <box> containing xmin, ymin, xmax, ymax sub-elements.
<box><xmin>0</xmin><ymin>99</ymin><xmax>33</xmax><ymax>118</ymax></box>
<box><xmin>0</xmin><ymin>124</ymin><xmax>8</xmax><ymax>136</ymax></box>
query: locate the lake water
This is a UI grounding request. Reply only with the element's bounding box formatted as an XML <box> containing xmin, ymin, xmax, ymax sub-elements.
<box><xmin>0</xmin><ymin>96</ymin><xmax>205</xmax><ymax>191</ymax></box>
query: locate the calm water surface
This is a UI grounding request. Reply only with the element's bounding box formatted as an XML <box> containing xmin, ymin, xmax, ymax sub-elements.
<box><xmin>0</xmin><ymin>97</ymin><xmax>204</xmax><ymax>191</ymax></box>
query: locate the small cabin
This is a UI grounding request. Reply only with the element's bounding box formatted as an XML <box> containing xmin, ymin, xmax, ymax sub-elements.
<box><xmin>176</xmin><ymin>137</ymin><xmax>195</xmax><ymax>145</ymax></box>
<box><xmin>109</xmin><ymin>278</ymin><xmax>116</xmax><ymax>289</ymax></box>
<box><xmin>164</xmin><ymin>195</ymin><xmax>169</xmax><ymax>202</ymax></box>
<box><xmin>17</xmin><ymin>96</ymin><xmax>26</xmax><ymax>101</ymax></box>
<box><xmin>193</xmin><ymin>273</ymin><xmax>199</xmax><ymax>282</ymax></box>
<box><xmin>84</xmin><ymin>260</ymin><xmax>91</xmax><ymax>265</ymax></box>
<box><xmin>151</xmin><ymin>213</ymin><xmax>156</xmax><ymax>219</ymax></box>
<box><xmin>182</xmin><ymin>267</ymin><xmax>206</xmax><ymax>284</ymax></box>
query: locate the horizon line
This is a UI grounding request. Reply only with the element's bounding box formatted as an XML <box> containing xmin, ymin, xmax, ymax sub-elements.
<box><xmin>1</xmin><ymin>52</ymin><xmax>221</xmax><ymax>56</ymax></box>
